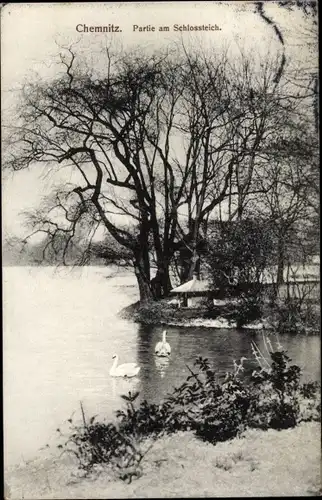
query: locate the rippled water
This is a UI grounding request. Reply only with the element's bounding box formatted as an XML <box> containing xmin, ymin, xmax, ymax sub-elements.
<box><xmin>3</xmin><ymin>266</ymin><xmax>320</xmax><ymax>468</ymax></box>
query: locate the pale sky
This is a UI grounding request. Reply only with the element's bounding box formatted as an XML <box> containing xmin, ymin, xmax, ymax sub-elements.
<box><xmin>1</xmin><ymin>1</ymin><xmax>315</xmax><ymax>239</ymax></box>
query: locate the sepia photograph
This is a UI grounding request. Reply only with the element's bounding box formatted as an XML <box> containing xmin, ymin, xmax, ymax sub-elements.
<box><xmin>2</xmin><ymin>1</ymin><xmax>320</xmax><ymax>498</ymax></box>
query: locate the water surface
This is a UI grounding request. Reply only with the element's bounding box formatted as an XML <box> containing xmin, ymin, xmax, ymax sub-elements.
<box><xmin>3</xmin><ymin>266</ymin><xmax>320</xmax><ymax>468</ymax></box>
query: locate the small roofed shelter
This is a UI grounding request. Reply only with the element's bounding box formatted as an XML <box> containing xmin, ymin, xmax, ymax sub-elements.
<box><xmin>170</xmin><ymin>274</ymin><xmax>212</xmax><ymax>307</ymax></box>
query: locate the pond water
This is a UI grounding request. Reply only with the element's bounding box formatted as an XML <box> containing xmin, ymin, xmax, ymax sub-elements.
<box><xmin>3</xmin><ymin>266</ymin><xmax>320</xmax><ymax>468</ymax></box>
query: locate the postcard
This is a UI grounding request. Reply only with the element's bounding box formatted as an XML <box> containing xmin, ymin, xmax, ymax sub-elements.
<box><xmin>2</xmin><ymin>2</ymin><xmax>320</xmax><ymax>498</ymax></box>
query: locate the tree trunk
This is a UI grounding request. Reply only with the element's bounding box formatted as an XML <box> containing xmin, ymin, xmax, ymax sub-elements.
<box><xmin>277</xmin><ymin>235</ymin><xmax>285</xmax><ymax>286</ymax></box>
<box><xmin>285</xmin><ymin>260</ymin><xmax>291</xmax><ymax>301</ymax></box>
<box><xmin>187</xmin><ymin>246</ymin><xmax>199</xmax><ymax>280</ymax></box>
<box><xmin>152</xmin><ymin>259</ymin><xmax>172</xmax><ymax>299</ymax></box>
<box><xmin>237</xmin><ymin>198</ymin><xmax>243</xmax><ymax>220</ymax></box>
<box><xmin>133</xmin><ymin>243</ymin><xmax>153</xmax><ymax>303</ymax></box>
<box><xmin>180</xmin><ymin>262</ymin><xmax>190</xmax><ymax>283</ymax></box>
<box><xmin>161</xmin><ymin>264</ymin><xmax>172</xmax><ymax>297</ymax></box>
<box><xmin>150</xmin><ymin>271</ymin><xmax>162</xmax><ymax>300</ymax></box>
<box><xmin>237</xmin><ymin>181</ymin><xmax>244</xmax><ymax>221</ymax></box>
<box><xmin>134</xmin><ymin>261</ymin><xmax>153</xmax><ymax>303</ymax></box>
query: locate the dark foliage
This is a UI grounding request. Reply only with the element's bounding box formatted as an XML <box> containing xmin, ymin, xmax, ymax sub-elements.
<box><xmin>206</xmin><ymin>219</ymin><xmax>274</xmax><ymax>327</ymax></box>
<box><xmin>268</xmin><ymin>296</ymin><xmax>320</xmax><ymax>335</ymax></box>
<box><xmin>248</xmin><ymin>351</ymin><xmax>302</xmax><ymax>429</ymax></box>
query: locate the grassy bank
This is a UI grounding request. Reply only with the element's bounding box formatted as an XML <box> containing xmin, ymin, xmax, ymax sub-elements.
<box><xmin>5</xmin><ymin>347</ymin><xmax>320</xmax><ymax>499</ymax></box>
<box><xmin>119</xmin><ymin>299</ymin><xmax>245</xmax><ymax>327</ymax></box>
<box><xmin>5</xmin><ymin>422</ymin><xmax>321</xmax><ymax>498</ymax></box>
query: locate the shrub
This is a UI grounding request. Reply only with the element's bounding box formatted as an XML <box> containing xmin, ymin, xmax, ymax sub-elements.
<box><xmin>231</xmin><ymin>291</ymin><xmax>264</xmax><ymax>328</ymax></box>
<box><xmin>271</xmin><ymin>296</ymin><xmax>320</xmax><ymax>335</ymax></box>
<box><xmin>248</xmin><ymin>351</ymin><xmax>306</xmax><ymax>430</ymax></box>
<box><xmin>195</xmin><ymin>373</ymin><xmax>251</xmax><ymax>443</ymax></box>
<box><xmin>117</xmin><ymin>393</ymin><xmax>170</xmax><ymax>437</ymax></box>
<box><xmin>205</xmin><ymin>219</ymin><xmax>274</xmax><ymax>327</ymax></box>
<box><xmin>56</xmin><ymin>406</ymin><xmax>152</xmax><ymax>483</ymax></box>
<box><xmin>134</xmin><ymin>300</ymin><xmax>175</xmax><ymax>325</ymax></box>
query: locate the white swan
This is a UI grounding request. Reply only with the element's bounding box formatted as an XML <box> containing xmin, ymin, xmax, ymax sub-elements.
<box><xmin>155</xmin><ymin>330</ymin><xmax>171</xmax><ymax>357</ymax></box>
<box><xmin>109</xmin><ymin>354</ymin><xmax>141</xmax><ymax>378</ymax></box>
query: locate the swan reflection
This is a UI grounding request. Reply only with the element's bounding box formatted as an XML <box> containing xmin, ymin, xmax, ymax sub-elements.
<box><xmin>154</xmin><ymin>355</ymin><xmax>170</xmax><ymax>378</ymax></box>
<box><xmin>110</xmin><ymin>375</ymin><xmax>140</xmax><ymax>398</ymax></box>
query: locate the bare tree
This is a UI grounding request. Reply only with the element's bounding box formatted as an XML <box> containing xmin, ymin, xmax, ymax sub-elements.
<box><xmin>4</xmin><ymin>39</ymin><xmax>317</xmax><ymax>303</ymax></box>
<box><xmin>5</xmin><ymin>46</ymin><xmax>172</xmax><ymax>302</ymax></box>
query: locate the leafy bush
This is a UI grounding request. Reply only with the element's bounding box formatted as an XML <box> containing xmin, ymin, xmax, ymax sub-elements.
<box><xmin>194</xmin><ymin>372</ymin><xmax>251</xmax><ymax>443</ymax></box>
<box><xmin>269</xmin><ymin>296</ymin><xmax>320</xmax><ymax>335</ymax></box>
<box><xmin>117</xmin><ymin>393</ymin><xmax>170</xmax><ymax>437</ymax></box>
<box><xmin>56</xmin><ymin>403</ymin><xmax>152</xmax><ymax>483</ymax></box>
<box><xmin>231</xmin><ymin>291</ymin><xmax>264</xmax><ymax>328</ymax></box>
<box><xmin>248</xmin><ymin>351</ymin><xmax>302</xmax><ymax>429</ymax></box>
<box><xmin>300</xmin><ymin>381</ymin><xmax>320</xmax><ymax>399</ymax></box>
<box><xmin>133</xmin><ymin>300</ymin><xmax>177</xmax><ymax>325</ymax></box>
<box><xmin>276</xmin><ymin>298</ymin><xmax>305</xmax><ymax>334</ymax></box>
<box><xmin>205</xmin><ymin>219</ymin><xmax>274</xmax><ymax>327</ymax></box>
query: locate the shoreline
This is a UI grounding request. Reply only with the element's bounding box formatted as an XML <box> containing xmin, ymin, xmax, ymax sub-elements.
<box><xmin>119</xmin><ymin>300</ymin><xmax>320</xmax><ymax>335</ymax></box>
<box><xmin>5</xmin><ymin>422</ymin><xmax>321</xmax><ymax>498</ymax></box>
<box><xmin>155</xmin><ymin>317</ymin><xmax>267</xmax><ymax>330</ymax></box>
